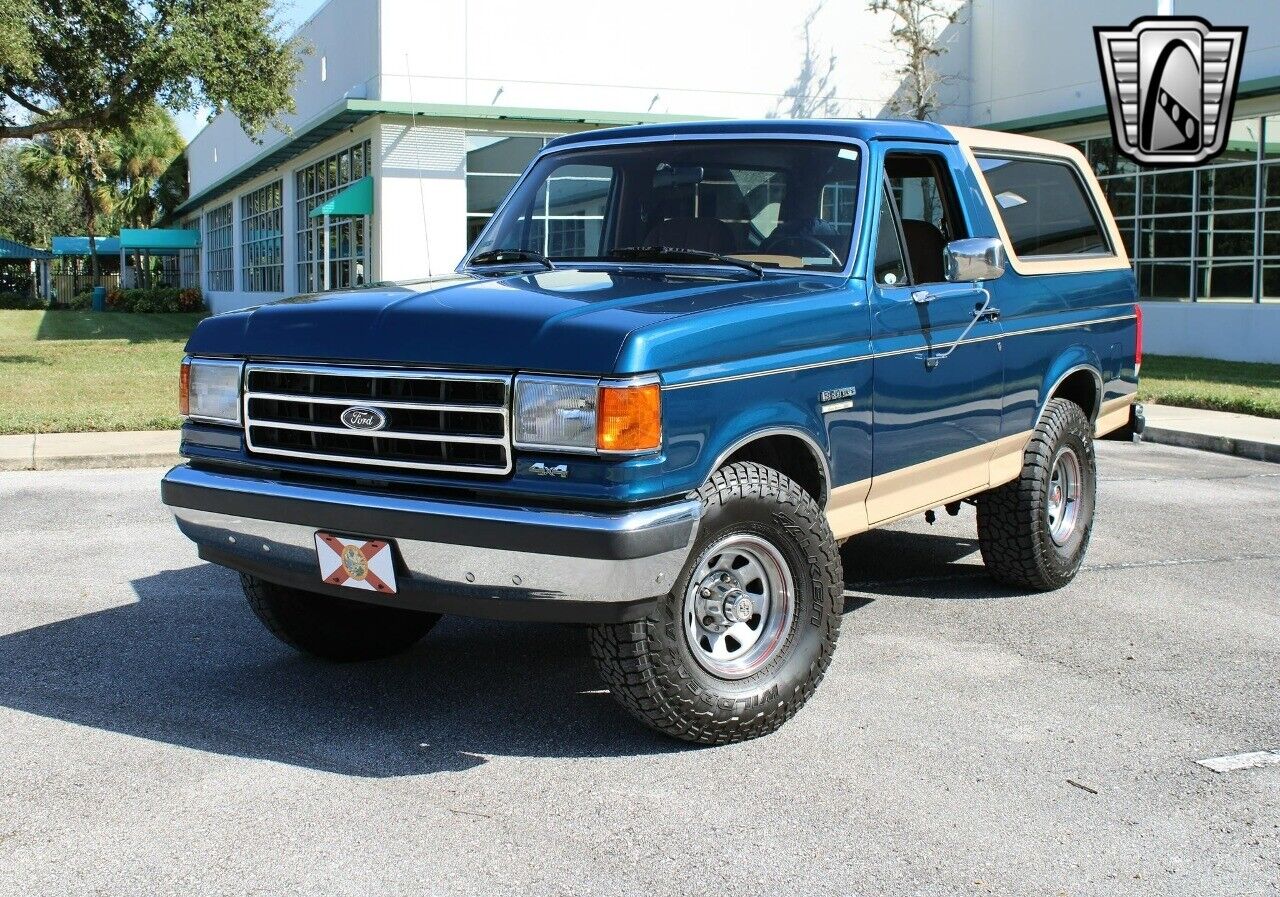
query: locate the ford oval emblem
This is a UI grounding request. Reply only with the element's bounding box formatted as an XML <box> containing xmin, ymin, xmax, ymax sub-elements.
<box><xmin>340</xmin><ymin>406</ymin><xmax>387</xmax><ymax>431</ymax></box>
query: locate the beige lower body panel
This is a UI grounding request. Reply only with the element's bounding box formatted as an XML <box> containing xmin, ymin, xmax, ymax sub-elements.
<box><xmin>1095</xmin><ymin>394</ymin><xmax>1137</xmax><ymax>438</ymax></box>
<box><xmin>826</xmin><ymin>430</ymin><xmax>1033</xmax><ymax>541</ymax></box>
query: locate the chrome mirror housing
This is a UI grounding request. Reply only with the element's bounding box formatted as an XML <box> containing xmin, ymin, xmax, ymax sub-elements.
<box><xmin>944</xmin><ymin>238</ymin><xmax>1007</xmax><ymax>282</ymax></box>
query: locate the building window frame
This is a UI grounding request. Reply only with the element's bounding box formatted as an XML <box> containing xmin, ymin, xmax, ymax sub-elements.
<box><xmin>205</xmin><ymin>202</ymin><xmax>234</xmax><ymax>292</ymax></box>
<box><xmin>180</xmin><ymin>216</ymin><xmax>201</xmax><ymax>290</ymax></box>
<box><xmin>1081</xmin><ymin>111</ymin><xmax>1277</xmax><ymax>302</ymax></box>
<box><xmin>240</xmin><ymin>180</ymin><xmax>284</xmax><ymax>293</ymax></box>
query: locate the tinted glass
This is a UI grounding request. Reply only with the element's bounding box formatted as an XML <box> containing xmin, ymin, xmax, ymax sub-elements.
<box><xmin>977</xmin><ymin>156</ymin><xmax>1110</xmax><ymax>257</ymax></box>
<box><xmin>470</xmin><ymin>140</ymin><xmax>861</xmax><ymax>272</ymax></box>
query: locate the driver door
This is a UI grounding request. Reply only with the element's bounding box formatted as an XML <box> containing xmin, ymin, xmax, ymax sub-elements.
<box><xmin>865</xmin><ymin>147</ymin><xmax>1004</xmax><ymax>524</ymax></box>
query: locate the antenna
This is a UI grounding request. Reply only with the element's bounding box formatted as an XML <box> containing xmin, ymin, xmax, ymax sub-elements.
<box><xmin>405</xmin><ymin>52</ymin><xmax>433</xmax><ymax>275</ymax></box>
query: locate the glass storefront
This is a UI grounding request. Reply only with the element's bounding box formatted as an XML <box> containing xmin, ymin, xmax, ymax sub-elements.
<box><xmin>465</xmin><ymin>135</ymin><xmax>555</xmax><ymax>249</ymax></box>
<box><xmin>1072</xmin><ymin>112</ymin><xmax>1280</xmax><ymax>302</ymax></box>
<box><xmin>294</xmin><ymin>140</ymin><xmax>372</xmax><ymax>292</ymax></box>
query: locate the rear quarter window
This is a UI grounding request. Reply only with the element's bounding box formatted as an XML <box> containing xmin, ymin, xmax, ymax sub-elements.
<box><xmin>976</xmin><ymin>155</ymin><xmax>1112</xmax><ymax>258</ymax></box>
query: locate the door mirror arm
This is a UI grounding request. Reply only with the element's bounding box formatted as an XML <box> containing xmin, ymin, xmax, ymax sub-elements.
<box><xmin>924</xmin><ymin>233</ymin><xmax>1006</xmax><ymax>371</ymax></box>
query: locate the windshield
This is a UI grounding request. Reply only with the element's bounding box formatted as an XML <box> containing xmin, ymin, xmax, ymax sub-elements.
<box><xmin>467</xmin><ymin>139</ymin><xmax>862</xmax><ymax>273</ymax></box>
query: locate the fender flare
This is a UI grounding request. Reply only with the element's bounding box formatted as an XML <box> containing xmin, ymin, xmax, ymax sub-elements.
<box><xmin>701</xmin><ymin>404</ymin><xmax>833</xmax><ymax>507</ymax></box>
<box><xmin>1036</xmin><ymin>350</ymin><xmax>1104</xmax><ymax>426</ymax></box>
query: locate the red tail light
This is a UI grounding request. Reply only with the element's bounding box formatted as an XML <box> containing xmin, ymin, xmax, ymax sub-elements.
<box><xmin>1134</xmin><ymin>304</ymin><xmax>1143</xmax><ymax>372</ymax></box>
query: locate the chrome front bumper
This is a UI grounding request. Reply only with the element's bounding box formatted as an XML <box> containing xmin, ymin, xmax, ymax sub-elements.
<box><xmin>161</xmin><ymin>465</ymin><xmax>701</xmax><ymax>623</ymax></box>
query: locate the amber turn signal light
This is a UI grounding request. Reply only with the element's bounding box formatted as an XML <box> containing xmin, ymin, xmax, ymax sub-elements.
<box><xmin>178</xmin><ymin>357</ymin><xmax>191</xmax><ymax>416</ymax></box>
<box><xmin>596</xmin><ymin>382</ymin><xmax>661</xmax><ymax>453</ymax></box>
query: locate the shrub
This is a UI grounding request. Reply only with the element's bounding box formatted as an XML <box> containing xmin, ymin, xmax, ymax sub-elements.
<box><xmin>0</xmin><ymin>271</ymin><xmax>33</xmax><ymax>295</ymax></box>
<box><xmin>177</xmin><ymin>287</ymin><xmax>203</xmax><ymax>312</ymax></box>
<box><xmin>104</xmin><ymin>286</ymin><xmax>206</xmax><ymax>313</ymax></box>
<box><xmin>68</xmin><ymin>291</ymin><xmax>94</xmax><ymax>310</ymax></box>
<box><xmin>0</xmin><ymin>291</ymin><xmax>44</xmax><ymax>310</ymax></box>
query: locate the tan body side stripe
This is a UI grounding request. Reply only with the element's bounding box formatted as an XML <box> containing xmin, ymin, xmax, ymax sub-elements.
<box><xmin>1094</xmin><ymin>394</ymin><xmax>1137</xmax><ymax>438</ymax></box>
<box><xmin>826</xmin><ymin>430</ymin><xmax>1034</xmax><ymax>541</ymax></box>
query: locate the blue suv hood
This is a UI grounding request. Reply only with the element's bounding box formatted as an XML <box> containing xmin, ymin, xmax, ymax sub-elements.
<box><xmin>187</xmin><ymin>268</ymin><xmax>822</xmax><ymax>373</ymax></box>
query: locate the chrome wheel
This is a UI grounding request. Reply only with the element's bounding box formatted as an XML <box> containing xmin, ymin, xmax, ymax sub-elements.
<box><xmin>1046</xmin><ymin>446</ymin><xmax>1082</xmax><ymax>546</ymax></box>
<box><xmin>683</xmin><ymin>533</ymin><xmax>794</xmax><ymax>679</ymax></box>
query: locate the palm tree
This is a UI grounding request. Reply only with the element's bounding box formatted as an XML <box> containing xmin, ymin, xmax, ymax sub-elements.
<box><xmin>115</xmin><ymin>105</ymin><xmax>186</xmax><ymax>228</ymax></box>
<box><xmin>20</xmin><ymin>130</ymin><xmax>117</xmax><ymax>283</ymax></box>
<box><xmin>113</xmin><ymin>106</ymin><xmax>187</xmax><ymax>286</ymax></box>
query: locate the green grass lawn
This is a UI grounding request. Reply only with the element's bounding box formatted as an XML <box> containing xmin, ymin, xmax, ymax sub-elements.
<box><xmin>1140</xmin><ymin>354</ymin><xmax>1280</xmax><ymax>420</ymax></box>
<box><xmin>0</xmin><ymin>310</ymin><xmax>203</xmax><ymax>434</ymax></box>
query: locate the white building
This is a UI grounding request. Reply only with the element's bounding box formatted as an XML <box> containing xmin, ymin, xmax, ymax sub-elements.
<box><xmin>178</xmin><ymin>0</ymin><xmax>1280</xmax><ymax>360</ymax></box>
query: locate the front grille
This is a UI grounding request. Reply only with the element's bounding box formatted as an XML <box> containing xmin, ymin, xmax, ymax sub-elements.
<box><xmin>243</xmin><ymin>363</ymin><xmax>512</xmax><ymax>475</ymax></box>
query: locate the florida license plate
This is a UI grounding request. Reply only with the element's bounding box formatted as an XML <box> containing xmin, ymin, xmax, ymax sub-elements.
<box><xmin>314</xmin><ymin>532</ymin><xmax>397</xmax><ymax>594</ymax></box>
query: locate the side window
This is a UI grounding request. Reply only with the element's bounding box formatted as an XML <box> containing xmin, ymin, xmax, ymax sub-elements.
<box><xmin>873</xmin><ymin>184</ymin><xmax>909</xmax><ymax>287</ymax></box>
<box><xmin>976</xmin><ymin>155</ymin><xmax>1112</xmax><ymax>257</ymax></box>
<box><xmin>884</xmin><ymin>153</ymin><xmax>967</xmax><ymax>284</ymax></box>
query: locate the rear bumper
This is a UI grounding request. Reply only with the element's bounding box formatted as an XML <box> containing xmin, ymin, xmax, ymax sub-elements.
<box><xmin>160</xmin><ymin>465</ymin><xmax>700</xmax><ymax>623</ymax></box>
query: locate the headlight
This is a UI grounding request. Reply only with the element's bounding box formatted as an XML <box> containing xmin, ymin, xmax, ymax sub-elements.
<box><xmin>514</xmin><ymin>374</ymin><xmax>661</xmax><ymax>454</ymax></box>
<box><xmin>180</xmin><ymin>357</ymin><xmax>243</xmax><ymax>425</ymax></box>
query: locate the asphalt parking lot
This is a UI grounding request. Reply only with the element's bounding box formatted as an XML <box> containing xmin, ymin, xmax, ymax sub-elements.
<box><xmin>1</xmin><ymin>441</ymin><xmax>1277</xmax><ymax>896</ymax></box>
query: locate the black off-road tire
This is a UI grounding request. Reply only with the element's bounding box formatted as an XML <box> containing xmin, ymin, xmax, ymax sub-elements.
<box><xmin>976</xmin><ymin>398</ymin><xmax>1097</xmax><ymax>591</ymax></box>
<box><xmin>589</xmin><ymin>462</ymin><xmax>844</xmax><ymax>745</ymax></box>
<box><xmin>241</xmin><ymin>574</ymin><xmax>441</xmax><ymax>661</ymax></box>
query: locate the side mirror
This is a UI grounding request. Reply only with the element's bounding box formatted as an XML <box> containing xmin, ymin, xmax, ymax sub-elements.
<box><xmin>944</xmin><ymin>238</ymin><xmax>1007</xmax><ymax>282</ymax></box>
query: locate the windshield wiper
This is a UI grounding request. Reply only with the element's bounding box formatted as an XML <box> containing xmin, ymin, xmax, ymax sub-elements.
<box><xmin>469</xmin><ymin>248</ymin><xmax>555</xmax><ymax>270</ymax></box>
<box><xmin>608</xmin><ymin>246</ymin><xmax>764</xmax><ymax>279</ymax></box>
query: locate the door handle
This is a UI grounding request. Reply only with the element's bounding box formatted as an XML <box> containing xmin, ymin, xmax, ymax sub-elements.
<box><xmin>973</xmin><ymin>304</ymin><xmax>1001</xmax><ymax>322</ymax></box>
<box><xmin>911</xmin><ymin>289</ymin><xmax>933</xmax><ymax>305</ymax></box>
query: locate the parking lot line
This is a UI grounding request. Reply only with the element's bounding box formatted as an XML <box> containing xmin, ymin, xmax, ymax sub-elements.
<box><xmin>1195</xmin><ymin>750</ymin><xmax>1280</xmax><ymax>773</ymax></box>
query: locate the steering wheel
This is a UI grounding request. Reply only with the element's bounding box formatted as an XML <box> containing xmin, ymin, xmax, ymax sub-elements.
<box><xmin>759</xmin><ymin>233</ymin><xmax>841</xmax><ymax>267</ymax></box>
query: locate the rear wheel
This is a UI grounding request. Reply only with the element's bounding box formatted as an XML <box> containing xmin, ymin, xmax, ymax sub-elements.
<box><xmin>589</xmin><ymin>462</ymin><xmax>843</xmax><ymax>744</ymax></box>
<box><xmin>976</xmin><ymin>398</ymin><xmax>1097</xmax><ymax>590</ymax></box>
<box><xmin>241</xmin><ymin>574</ymin><xmax>440</xmax><ymax>661</ymax></box>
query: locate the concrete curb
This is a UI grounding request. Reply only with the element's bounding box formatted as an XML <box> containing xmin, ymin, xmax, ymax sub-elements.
<box><xmin>0</xmin><ymin>431</ymin><xmax>182</xmax><ymax>472</ymax></box>
<box><xmin>1142</xmin><ymin>427</ymin><xmax>1279</xmax><ymax>464</ymax></box>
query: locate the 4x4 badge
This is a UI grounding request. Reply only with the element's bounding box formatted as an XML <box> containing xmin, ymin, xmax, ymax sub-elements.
<box><xmin>1094</xmin><ymin>16</ymin><xmax>1247</xmax><ymax>167</ymax></box>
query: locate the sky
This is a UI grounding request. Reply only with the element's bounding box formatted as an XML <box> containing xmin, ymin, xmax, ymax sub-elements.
<box><xmin>173</xmin><ymin>0</ymin><xmax>329</xmax><ymax>142</ymax></box>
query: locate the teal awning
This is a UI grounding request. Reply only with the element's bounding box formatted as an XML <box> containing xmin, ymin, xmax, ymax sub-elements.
<box><xmin>52</xmin><ymin>236</ymin><xmax>121</xmax><ymax>255</ymax></box>
<box><xmin>0</xmin><ymin>236</ymin><xmax>51</xmax><ymax>260</ymax></box>
<box><xmin>309</xmin><ymin>175</ymin><xmax>373</xmax><ymax>218</ymax></box>
<box><xmin>119</xmin><ymin>228</ymin><xmax>200</xmax><ymax>251</ymax></box>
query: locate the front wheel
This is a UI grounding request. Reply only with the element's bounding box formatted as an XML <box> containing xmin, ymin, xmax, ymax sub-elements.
<box><xmin>976</xmin><ymin>398</ymin><xmax>1097</xmax><ymax>590</ymax></box>
<box><xmin>589</xmin><ymin>462</ymin><xmax>844</xmax><ymax>745</ymax></box>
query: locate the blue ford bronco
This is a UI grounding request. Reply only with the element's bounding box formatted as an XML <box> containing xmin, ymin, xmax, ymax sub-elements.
<box><xmin>162</xmin><ymin>119</ymin><xmax>1143</xmax><ymax>744</ymax></box>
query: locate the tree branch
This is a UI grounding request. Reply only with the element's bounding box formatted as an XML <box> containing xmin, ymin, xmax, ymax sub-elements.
<box><xmin>0</xmin><ymin>113</ymin><xmax>97</xmax><ymax>140</ymax></box>
<box><xmin>1</xmin><ymin>87</ymin><xmax>52</xmax><ymax>117</ymax></box>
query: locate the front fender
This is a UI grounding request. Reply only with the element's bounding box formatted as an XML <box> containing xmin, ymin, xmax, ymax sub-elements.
<box><xmin>660</xmin><ymin>382</ymin><xmax>830</xmax><ymax>498</ymax></box>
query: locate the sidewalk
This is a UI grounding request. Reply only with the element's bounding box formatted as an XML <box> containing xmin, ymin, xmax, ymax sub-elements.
<box><xmin>1</xmin><ymin>406</ymin><xmax>1277</xmax><ymax>471</ymax></box>
<box><xmin>0</xmin><ymin>430</ymin><xmax>181</xmax><ymax>472</ymax></box>
<box><xmin>1142</xmin><ymin>405</ymin><xmax>1280</xmax><ymax>463</ymax></box>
